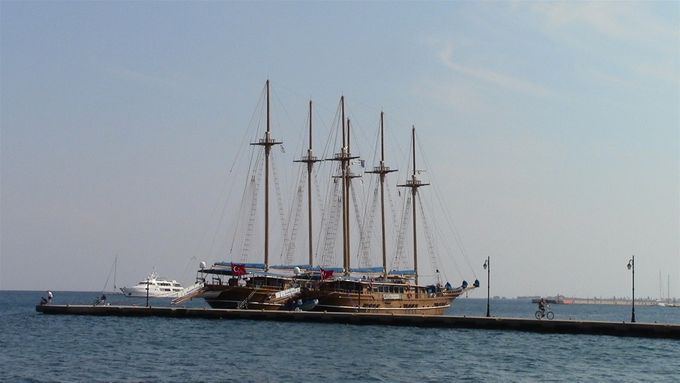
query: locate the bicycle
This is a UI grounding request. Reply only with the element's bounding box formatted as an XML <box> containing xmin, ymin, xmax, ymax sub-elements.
<box><xmin>535</xmin><ymin>305</ymin><xmax>554</xmax><ymax>320</ymax></box>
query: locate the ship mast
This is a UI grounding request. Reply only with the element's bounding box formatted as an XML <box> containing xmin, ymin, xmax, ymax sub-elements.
<box><xmin>346</xmin><ymin>119</ymin><xmax>352</xmax><ymax>273</ymax></box>
<box><xmin>294</xmin><ymin>100</ymin><xmax>321</xmax><ymax>267</ymax></box>
<box><xmin>250</xmin><ymin>80</ymin><xmax>282</xmax><ymax>271</ymax></box>
<box><xmin>342</xmin><ymin>100</ymin><xmax>348</xmax><ymax>274</ymax></box>
<box><xmin>366</xmin><ymin>112</ymin><xmax>397</xmax><ymax>277</ymax></box>
<box><xmin>398</xmin><ymin>126</ymin><xmax>428</xmax><ymax>285</ymax></box>
<box><xmin>329</xmin><ymin>96</ymin><xmax>359</xmax><ymax>275</ymax></box>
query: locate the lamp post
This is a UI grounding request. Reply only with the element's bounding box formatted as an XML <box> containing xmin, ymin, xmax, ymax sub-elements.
<box><xmin>146</xmin><ymin>278</ymin><xmax>150</xmax><ymax>308</ymax></box>
<box><xmin>627</xmin><ymin>255</ymin><xmax>635</xmax><ymax>323</ymax></box>
<box><xmin>483</xmin><ymin>256</ymin><xmax>490</xmax><ymax>317</ymax></box>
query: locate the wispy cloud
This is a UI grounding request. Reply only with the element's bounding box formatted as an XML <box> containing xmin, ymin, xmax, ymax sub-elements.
<box><xmin>529</xmin><ymin>2</ymin><xmax>630</xmax><ymax>38</ymax></box>
<box><xmin>438</xmin><ymin>44</ymin><xmax>553</xmax><ymax>98</ymax></box>
<box><xmin>528</xmin><ymin>2</ymin><xmax>678</xmax><ymax>43</ymax></box>
<box><xmin>525</xmin><ymin>2</ymin><xmax>680</xmax><ymax>86</ymax></box>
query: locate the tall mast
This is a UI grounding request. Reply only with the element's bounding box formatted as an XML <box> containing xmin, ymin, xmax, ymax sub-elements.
<box><xmin>342</xmin><ymin>98</ymin><xmax>348</xmax><ymax>274</ymax></box>
<box><xmin>366</xmin><ymin>112</ymin><xmax>397</xmax><ymax>277</ymax></box>
<box><xmin>294</xmin><ymin>100</ymin><xmax>320</xmax><ymax>267</ymax></box>
<box><xmin>398</xmin><ymin>126</ymin><xmax>428</xmax><ymax>285</ymax></box>
<box><xmin>328</xmin><ymin>96</ymin><xmax>358</xmax><ymax>275</ymax></box>
<box><xmin>346</xmin><ymin>119</ymin><xmax>352</xmax><ymax>274</ymax></box>
<box><xmin>251</xmin><ymin>79</ymin><xmax>282</xmax><ymax>270</ymax></box>
<box><xmin>344</xmin><ymin>119</ymin><xmax>362</xmax><ymax>274</ymax></box>
<box><xmin>113</xmin><ymin>254</ymin><xmax>117</xmax><ymax>290</ymax></box>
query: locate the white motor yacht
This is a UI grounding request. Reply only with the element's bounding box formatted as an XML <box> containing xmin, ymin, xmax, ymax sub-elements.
<box><xmin>120</xmin><ymin>272</ymin><xmax>184</xmax><ymax>298</ymax></box>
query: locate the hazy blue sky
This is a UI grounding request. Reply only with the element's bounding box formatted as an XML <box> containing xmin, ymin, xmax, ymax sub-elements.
<box><xmin>1</xmin><ymin>1</ymin><xmax>678</xmax><ymax>299</ymax></box>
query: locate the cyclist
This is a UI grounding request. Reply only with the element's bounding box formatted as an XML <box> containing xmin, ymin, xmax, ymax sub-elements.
<box><xmin>537</xmin><ymin>298</ymin><xmax>546</xmax><ymax>317</ymax></box>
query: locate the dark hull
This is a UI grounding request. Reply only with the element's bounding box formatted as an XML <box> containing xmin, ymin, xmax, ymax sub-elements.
<box><xmin>200</xmin><ymin>277</ymin><xmax>302</xmax><ymax>310</ymax></box>
<box><xmin>201</xmin><ymin>286</ymin><xmax>285</xmax><ymax>309</ymax></box>
<box><xmin>301</xmin><ymin>280</ymin><xmax>467</xmax><ymax>315</ymax></box>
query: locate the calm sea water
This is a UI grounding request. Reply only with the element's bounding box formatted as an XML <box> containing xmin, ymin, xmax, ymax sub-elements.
<box><xmin>1</xmin><ymin>291</ymin><xmax>678</xmax><ymax>382</ymax></box>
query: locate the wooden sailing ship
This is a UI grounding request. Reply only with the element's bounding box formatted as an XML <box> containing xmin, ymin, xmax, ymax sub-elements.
<box><xmin>299</xmin><ymin>107</ymin><xmax>475</xmax><ymax>315</ymax></box>
<box><xmin>190</xmin><ymin>82</ymin><xmax>475</xmax><ymax>313</ymax></box>
<box><xmin>196</xmin><ymin>80</ymin><xmax>313</xmax><ymax>310</ymax></box>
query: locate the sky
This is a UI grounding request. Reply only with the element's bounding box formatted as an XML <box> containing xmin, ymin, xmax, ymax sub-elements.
<box><xmin>1</xmin><ymin>1</ymin><xmax>678</xmax><ymax>299</ymax></box>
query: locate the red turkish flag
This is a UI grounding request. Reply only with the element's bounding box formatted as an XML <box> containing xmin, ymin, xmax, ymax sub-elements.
<box><xmin>231</xmin><ymin>263</ymin><xmax>246</xmax><ymax>276</ymax></box>
<box><xmin>320</xmin><ymin>269</ymin><xmax>334</xmax><ymax>280</ymax></box>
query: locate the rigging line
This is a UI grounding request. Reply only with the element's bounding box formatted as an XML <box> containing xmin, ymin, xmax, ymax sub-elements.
<box><xmin>271</xmin><ymin>151</ymin><xmax>289</xmax><ymax>245</ymax></box>
<box><xmin>225</xmin><ymin>137</ymin><xmax>261</xmax><ymax>259</ymax></box>
<box><xmin>284</xmin><ymin>168</ymin><xmax>306</xmax><ymax>265</ymax></box>
<box><xmin>271</xmin><ymin>86</ymin><xmax>307</xmax><ymax>161</ymax></box>
<box><xmin>205</xmin><ymin>165</ymin><xmax>237</xmax><ymax>262</ymax></box>
<box><xmin>100</xmin><ymin>257</ymin><xmax>116</xmax><ymax>293</ymax></box>
<box><xmin>239</xmin><ymin>149</ymin><xmax>264</xmax><ymax>262</ymax></box>
<box><xmin>427</xmin><ymin>187</ymin><xmax>468</xmax><ymax>280</ymax></box>
<box><xmin>278</xmin><ymin>108</ymin><xmax>313</xmax><ymax>263</ymax></box>
<box><xmin>180</xmin><ymin>255</ymin><xmax>198</xmax><ymax>282</ymax></box>
<box><xmin>312</xmin><ymin>170</ymin><xmax>326</xmax><ymax>261</ymax></box>
<box><xmin>386</xmin><ymin>122</ymin><xmax>410</xmax><ymax>174</ymax></box>
<box><xmin>417</xmin><ymin>192</ymin><xmax>452</xmax><ymax>283</ymax></box>
<box><xmin>213</xmin><ymin>85</ymin><xmax>267</xmax><ymax>262</ymax></box>
<box><xmin>350</xmin><ymin>180</ymin><xmax>366</xmax><ymax>262</ymax></box>
<box><xmin>357</xmin><ymin>181</ymin><xmax>380</xmax><ymax>267</ymax></box>
<box><xmin>228</xmin><ymin>135</ymin><xmax>261</xmax><ymax>242</ymax></box>
<box><xmin>320</xmin><ymin>101</ymin><xmax>343</xmax><ymax>163</ymax></box>
<box><xmin>279</xmin><ymin>163</ymin><xmax>300</xmax><ymax>262</ymax></box>
<box><xmin>420</xmin><ymin>188</ymin><xmax>464</xmax><ymax>281</ymax></box>
<box><xmin>385</xmin><ymin>182</ymin><xmax>401</xmax><ymax>249</ymax></box>
<box><xmin>416</xmin><ymin>138</ymin><xmax>476</xmax><ymax>276</ymax></box>
<box><xmin>312</xmin><ymin>169</ymin><xmax>324</xmax><ymax>214</ymax></box>
<box><xmin>320</xmin><ymin>178</ymin><xmax>342</xmax><ymax>267</ymax></box>
<box><xmin>315</xmin><ymin>112</ymin><xmax>333</xmax><ymax>161</ymax></box>
<box><xmin>203</xmin><ymin>93</ymin><xmax>267</xmax><ymax>264</ymax></box>
<box><xmin>393</xmin><ymin>192</ymin><xmax>412</xmax><ymax>272</ymax></box>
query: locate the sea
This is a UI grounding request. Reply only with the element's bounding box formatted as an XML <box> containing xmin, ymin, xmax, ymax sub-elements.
<box><xmin>1</xmin><ymin>291</ymin><xmax>678</xmax><ymax>382</ymax></box>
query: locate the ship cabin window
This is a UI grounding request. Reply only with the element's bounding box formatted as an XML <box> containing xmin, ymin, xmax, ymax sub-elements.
<box><xmin>173</xmin><ymin>283</ymin><xmax>181</xmax><ymax>287</ymax></box>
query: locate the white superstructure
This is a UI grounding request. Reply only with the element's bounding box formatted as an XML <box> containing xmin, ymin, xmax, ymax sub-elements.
<box><xmin>120</xmin><ymin>272</ymin><xmax>184</xmax><ymax>298</ymax></box>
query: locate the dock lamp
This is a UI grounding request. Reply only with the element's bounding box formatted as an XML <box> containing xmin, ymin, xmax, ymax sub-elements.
<box><xmin>483</xmin><ymin>257</ymin><xmax>490</xmax><ymax>317</ymax></box>
<box><xmin>627</xmin><ymin>256</ymin><xmax>635</xmax><ymax>323</ymax></box>
<box><xmin>146</xmin><ymin>278</ymin><xmax>150</xmax><ymax>308</ymax></box>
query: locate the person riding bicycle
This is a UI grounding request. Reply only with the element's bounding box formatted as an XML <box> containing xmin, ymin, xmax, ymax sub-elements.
<box><xmin>537</xmin><ymin>298</ymin><xmax>546</xmax><ymax>316</ymax></box>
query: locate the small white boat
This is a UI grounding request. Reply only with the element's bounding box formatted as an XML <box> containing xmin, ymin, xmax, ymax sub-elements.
<box><xmin>120</xmin><ymin>272</ymin><xmax>184</xmax><ymax>298</ymax></box>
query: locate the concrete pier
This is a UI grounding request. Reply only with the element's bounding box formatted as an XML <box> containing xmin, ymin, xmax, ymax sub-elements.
<box><xmin>35</xmin><ymin>304</ymin><xmax>680</xmax><ymax>339</ymax></box>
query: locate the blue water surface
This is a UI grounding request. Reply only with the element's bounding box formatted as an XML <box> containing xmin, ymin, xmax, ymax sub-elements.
<box><xmin>1</xmin><ymin>291</ymin><xmax>678</xmax><ymax>382</ymax></box>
